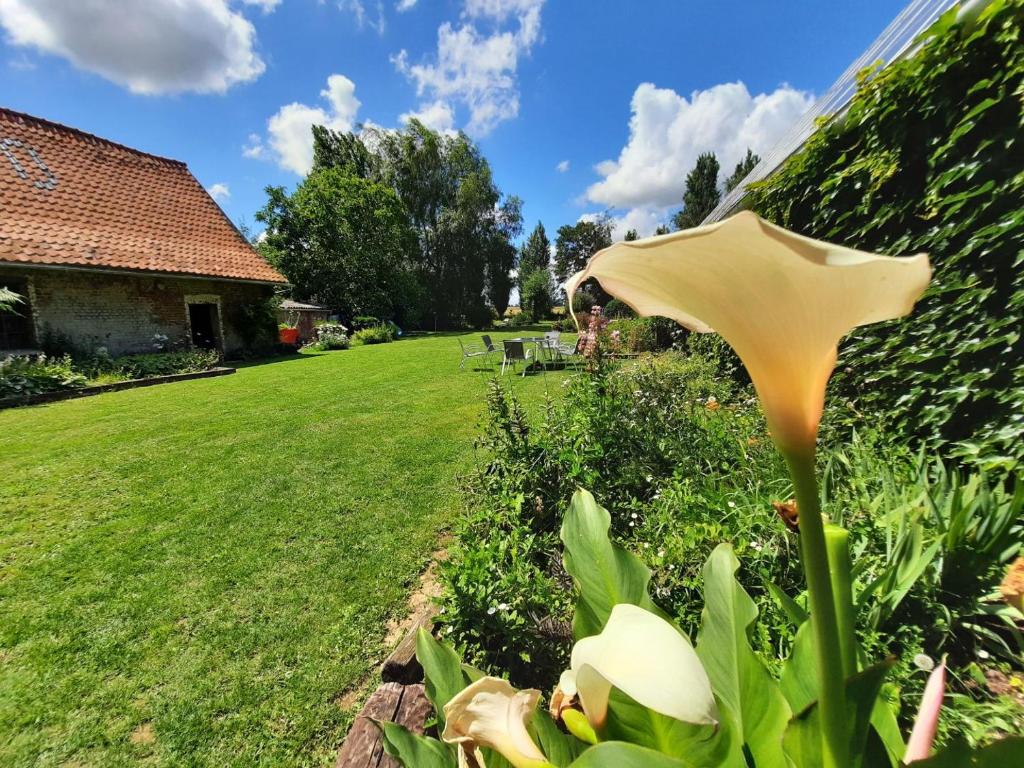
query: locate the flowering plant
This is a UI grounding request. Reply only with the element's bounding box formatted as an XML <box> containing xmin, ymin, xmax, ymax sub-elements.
<box><xmin>375</xmin><ymin>214</ymin><xmax>1022</xmax><ymax>767</ymax></box>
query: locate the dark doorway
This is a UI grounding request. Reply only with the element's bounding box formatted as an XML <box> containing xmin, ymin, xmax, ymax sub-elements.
<box><xmin>188</xmin><ymin>303</ymin><xmax>219</xmax><ymax>350</ymax></box>
<box><xmin>0</xmin><ymin>278</ymin><xmax>35</xmax><ymax>350</ymax></box>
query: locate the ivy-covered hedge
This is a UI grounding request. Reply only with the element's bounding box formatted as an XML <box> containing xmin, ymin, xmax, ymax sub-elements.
<box><xmin>748</xmin><ymin>0</ymin><xmax>1023</xmax><ymax>471</ymax></box>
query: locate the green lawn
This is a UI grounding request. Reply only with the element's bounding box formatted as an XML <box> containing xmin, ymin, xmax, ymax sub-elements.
<box><xmin>0</xmin><ymin>330</ymin><xmax>568</xmax><ymax>767</ymax></box>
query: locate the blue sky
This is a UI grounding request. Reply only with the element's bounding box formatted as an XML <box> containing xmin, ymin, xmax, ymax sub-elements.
<box><xmin>0</xmin><ymin>0</ymin><xmax>904</xmax><ymax>242</ymax></box>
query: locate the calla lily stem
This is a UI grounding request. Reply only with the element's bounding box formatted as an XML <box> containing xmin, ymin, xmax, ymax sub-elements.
<box><xmin>786</xmin><ymin>448</ymin><xmax>849</xmax><ymax>768</ymax></box>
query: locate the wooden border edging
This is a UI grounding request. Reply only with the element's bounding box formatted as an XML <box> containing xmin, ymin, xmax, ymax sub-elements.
<box><xmin>0</xmin><ymin>366</ymin><xmax>235</xmax><ymax>409</ymax></box>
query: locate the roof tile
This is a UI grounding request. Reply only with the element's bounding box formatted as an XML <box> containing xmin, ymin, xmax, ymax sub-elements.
<box><xmin>0</xmin><ymin>108</ymin><xmax>286</xmax><ymax>284</ymax></box>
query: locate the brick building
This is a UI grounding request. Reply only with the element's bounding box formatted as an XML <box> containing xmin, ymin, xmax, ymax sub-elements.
<box><xmin>0</xmin><ymin>108</ymin><xmax>286</xmax><ymax>357</ymax></box>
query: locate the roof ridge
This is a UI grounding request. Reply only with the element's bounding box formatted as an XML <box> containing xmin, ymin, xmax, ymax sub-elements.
<box><xmin>0</xmin><ymin>106</ymin><xmax>187</xmax><ymax>168</ymax></box>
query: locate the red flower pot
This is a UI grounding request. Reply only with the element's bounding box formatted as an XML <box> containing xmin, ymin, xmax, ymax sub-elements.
<box><xmin>279</xmin><ymin>327</ymin><xmax>300</xmax><ymax>345</ymax></box>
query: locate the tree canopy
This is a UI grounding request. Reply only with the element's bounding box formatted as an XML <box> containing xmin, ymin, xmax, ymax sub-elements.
<box><xmin>518</xmin><ymin>222</ymin><xmax>551</xmax><ymax>287</ymax></box>
<box><xmin>260</xmin><ymin>120</ymin><xmax>522</xmax><ymax>328</ymax></box>
<box><xmin>673</xmin><ymin>152</ymin><xmax>721</xmax><ymax>230</ymax></box>
<box><xmin>553</xmin><ymin>218</ymin><xmax>612</xmax><ymax>283</ymax></box>
<box><xmin>724</xmin><ymin>148</ymin><xmax>760</xmax><ymax>193</ymax></box>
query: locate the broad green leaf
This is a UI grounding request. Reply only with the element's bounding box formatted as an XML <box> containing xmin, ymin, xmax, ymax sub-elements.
<box><xmin>560</xmin><ymin>488</ymin><xmax>667</xmax><ymax>639</ymax></box>
<box><xmin>782</xmin><ymin>660</ymin><xmax>893</xmax><ymax>768</ymax></box>
<box><xmin>697</xmin><ymin>544</ymin><xmax>790</xmax><ymax>768</ymax></box>
<box><xmin>780</xmin><ymin>620</ymin><xmax>817</xmax><ymax>713</ymax></box>
<box><xmin>869</xmin><ymin>686</ymin><xmax>904</xmax><ymax>767</ymax></box>
<box><xmin>602</xmin><ymin>688</ymin><xmax>745</xmax><ymax>767</ymax></box>
<box><xmin>531</xmin><ymin>710</ymin><xmax>588</xmax><ymax>767</ymax></box>
<box><xmin>910</xmin><ymin>737</ymin><xmax>1024</xmax><ymax>767</ymax></box>
<box><xmin>377</xmin><ymin>721</ymin><xmax>456</xmax><ymax>768</ymax></box>
<box><xmin>567</xmin><ymin>741</ymin><xmax>695</xmax><ymax>768</ymax></box>
<box><xmin>416</xmin><ymin>627</ymin><xmax>470</xmax><ymax>733</ymax></box>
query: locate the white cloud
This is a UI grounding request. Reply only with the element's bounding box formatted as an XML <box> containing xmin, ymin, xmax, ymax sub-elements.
<box><xmin>396</xmin><ymin>0</ymin><xmax>418</xmax><ymax>10</ymax></box>
<box><xmin>586</xmin><ymin>81</ymin><xmax>812</xmax><ymax>212</ymax></box>
<box><xmin>400</xmin><ymin>100</ymin><xmax>456</xmax><ymax>134</ymax></box>
<box><xmin>207</xmin><ymin>182</ymin><xmax>231</xmax><ymax>201</ymax></box>
<box><xmin>0</xmin><ymin>0</ymin><xmax>265</xmax><ymax>94</ymax></box>
<box><xmin>340</xmin><ymin>0</ymin><xmax>386</xmax><ymax>34</ymax></box>
<box><xmin>392</xmin><ymin>0</ymin><xmax>543</xmax><ymax>136</ymax></box>
<box><xmin>242</xmin><ymin>0</ymin><xmax>282</xmax><ymax>12</ymax></box>
<box><xmin>242</xmin><ymin>133</ymin><xmax>265</xmax><ymax>159</ymax></box>
<box><xmin>261</xmin><ymin>74</ymin><xmax>362</xmax><ymax>175</ymax></box>
<box><xmin>556</xmin><ymin>159</ymin><xmax>569</xmax><ymax>173</ymax></box>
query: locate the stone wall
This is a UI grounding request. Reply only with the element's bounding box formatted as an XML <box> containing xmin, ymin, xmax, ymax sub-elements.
<box><xmin>0</xmin><ymin>266</ymin><xmax>276</xmax><ymax>356</ymax></box>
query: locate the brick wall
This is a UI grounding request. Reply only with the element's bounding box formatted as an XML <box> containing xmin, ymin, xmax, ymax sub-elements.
<box><xmin>0</xmin><ymin>266</ymin><xmax>276</xmax><ymax>356</ymax></box>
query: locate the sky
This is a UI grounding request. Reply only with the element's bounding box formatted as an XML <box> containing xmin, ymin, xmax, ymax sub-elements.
<box><xmin>0</xmin><ymin>0</ymin><xmax>906</xmax><ymax>243</ymax></box>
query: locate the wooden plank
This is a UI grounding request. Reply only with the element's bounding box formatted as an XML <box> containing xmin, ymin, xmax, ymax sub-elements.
<box><xmin>380</xmin><ymin>604</ymin><xmax>439</xmax><ymax>684</ymax></box>
<box><xmin>335</xmin><ymin>683</ymin><xmax>403</xmax><ymax>768</ymax></box>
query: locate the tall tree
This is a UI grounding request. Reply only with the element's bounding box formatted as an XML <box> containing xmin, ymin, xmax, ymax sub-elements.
<box><xmin>553</xmin><ymin>217</ymin><xmax>612</xmax><ymax>283</ymax></box>
<box><xmin>724</xmin><ymin>148</ymin><xmax>760</xmax><ymax>193</ymax></box>
<box><xmin>555</xmin><ymin>217</ymin><xmax>613</xmax><ymax>307</ymax></box>
<box><xmin>623</xmin><ymin>228</ymin><xmax>639</xmax><ymax>241</ymax></box>
<box><xmin>672</xmin><ymin>152</ymin><xmax>721</xmax><ymax>230</ymax></box>
<box><xmin>518</xmin><ymin>222</ymin><xmax>551</xmax><ymax>290</ymax></box>
<box><xmin>311</xmin><ymin>125</ymin><xmax>379</xmax><ymax>179</ymax></box>
<box><xmin>484</xmin><ymin>196</ymin><xmax>523</xmax><ymax>316</ymax></box>
<box><xmin>257</xmin><ymin>169</ymin><xmax>419</xmax><ymax>326</ymax></box>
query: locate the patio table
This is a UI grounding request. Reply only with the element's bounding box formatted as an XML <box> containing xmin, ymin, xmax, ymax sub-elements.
<box><xmin>506</xmin><ymin>336</ymin><xmax>557</xmax><ymax>371</ymax></box>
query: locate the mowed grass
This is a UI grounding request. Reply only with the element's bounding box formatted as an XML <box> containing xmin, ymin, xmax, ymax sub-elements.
<box><xmin>0</xmin><ymin>330</ymin><xmax>569</xmax><ymax>767</ymax></box>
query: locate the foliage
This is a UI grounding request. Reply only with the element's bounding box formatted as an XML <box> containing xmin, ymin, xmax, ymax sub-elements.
<box><xmin>603</xmin><ymin>299</ymin><xmax>634</xmax><ymax>319</ymax></box>
<box><xmin>518</xmin><ymin>222</ymin><xmax>552</xmax><ymax>293</ymax></box>
<box><xmin>554</xmin><ymin>217</ymin><xmax>612</xmax><ymax>288</ymax></box>
<box><xmin>747</xmin><ymin>0</ymin><xmax>1024</xmax><ymax>471</ymax></box>
<box><xmin>309</xmin><ymin>322</ymin><xmax>350</xmax><ymax>351</ymax></box>
<box><xmin>0</xmin><ymin>286</ymin><xmax>23</xmax><ymax>314</ymax></box>
<box><xmin>0</xmin><ymin>354</ymin><xmax>86</xmax><ymax>397</ymax></box>
<box><xmin>366</xmin><ymin>119</ymin><xmax>524</xmax><ymax>326</ymax></box>
<box><xmin>724</xmin><ymin>148</ymin><xmax>760</xmax><ymax>193</ymax></box>
<box><xmin>257</xmin><ymin>169</ymin><xmax>420</xmax><ymax>326</ymax></box>
<box><xmin>520</xmin><ymin>267</ymin><xmax>555</xmax><ymax>321</ymax></box>
<box><xmin>654</xmin><ymin>224</ymin><xmax>671</xmax><ymax>235</ymax></box>
<box><xmin>393</xmin><ymin>489</ymin><xmax>1024</xmax><ymax>767</ymax></box>
<box><xmin>80</xmin><ymin>349</ymin><xmax>221</xmax><ymax>380</ymax></box>
<box><xmin>623</xmin><ymin>229</ymin><xmax>639</xmax><ymax>241</ymax></box>
<box><xmin>234</xmin><ymin>295</ymin><xmax>279</xmax><ymax>352</ymax></box>
<box><xmin>353</xmin><ymin>323</ymin><xmax>397</xmax><ymax>345</ymax></box>
<box><xmin>673</xmin><ymin>152</ymin><xmax>721</xmax><ymax>230</ymax></box>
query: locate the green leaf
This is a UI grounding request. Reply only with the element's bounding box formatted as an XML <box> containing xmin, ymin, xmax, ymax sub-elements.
<box><xmin>600</xmin><ymin>688</ymin><xmax>744</xmax><ymax>766</ymax></box>
<box><xmin>531</xmin><ymin>710</ymin><xmax>588</xmax><ymax>767</ymax></box>
<box><xmin>766</xmin><ymin>580</ymin><xmax>809</xmax><ymax>626</ymax></box>
<box><xmin>780</xmin><ymin>620</ymin><xmax>818</xmax><ymax>713</ymax></box>
<box><xmin>566</xmin><ymin>741</ymin><xmax>695</xmax><ymax>768</ymax></box>
<box><xmin>696</xmin><ymin>544</ymin><xmax>791</xmax><ymax>768</ymax></box>
<box><xmin>782</xmin><ymin>660</ymin><xmax>893</xmax><ymax>768</ymax></box>
<box><xmin>560</xmin><ymin>488</ymin><xmax>667</xmax><ymax>639</ymax></box>
<box><xmin>911</xmin><ymin>737</ymin><xmax>1024</xmax><ymax>767</ymax></box>
<box><xmin>377</xmin><ymin>721</ymin><xmax>456</xmax><ymax>768</ymax></box>
<box><xmin>416</xmin><ymin>628</ymin><xmax>470</xmax><ymax>733</ymax></box>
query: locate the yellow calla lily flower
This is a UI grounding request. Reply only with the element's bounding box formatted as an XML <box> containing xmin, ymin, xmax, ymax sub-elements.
<box><xmin>442</xmin><ymin>677</ymin><xmax>552</xmax><ymax>768</ymax></box>
<box><xmin>557</xmin><ymin>603</ymin><xmax>717</xmax><ymax>730</ymax></box>
<box><xmin>567</xmin><ymin>211</ymin><xmax>931</xmax><ymax>456</ymax></box>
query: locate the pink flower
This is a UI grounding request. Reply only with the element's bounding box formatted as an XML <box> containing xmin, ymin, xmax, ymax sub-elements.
<box><xmin>905</xmin><ymin>661</ymin><xmax>945</xmax><ymax>763</ymax></box>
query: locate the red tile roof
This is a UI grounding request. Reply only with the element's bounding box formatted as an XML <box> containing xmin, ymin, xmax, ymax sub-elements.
<box><xmin>0</xmin><ymin>108</ymin><xmax>286</xmax><ymax>284</ymax></box>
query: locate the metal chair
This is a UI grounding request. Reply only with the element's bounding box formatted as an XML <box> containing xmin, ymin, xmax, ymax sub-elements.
<box><xmin>501</xmin><ymin>339</ymin><xmax>533</xmax><ymax>376</ymax></box>
<box><xmin>458</xmin><ymin>338</ymin><xmax>493</xmax><ymax>370</ymax></box>
<box><xmin>543</xmin><ymin>331</ymin><xmax>561</xmax><ymax>361</ymax></box>
<box><xmin>481</xmin><ymin>335</ymin><xmax>497</xmax><ymax>354</ymax></box>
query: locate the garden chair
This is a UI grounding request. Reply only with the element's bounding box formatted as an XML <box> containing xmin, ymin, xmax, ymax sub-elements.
<box><xmin>458</xmin><ymin>338</ymin><xmax>493</xmax><ymax>370</ymax></box>
<box><xmin>556</xmin><ymin>336</ymin><xmax>583</xmax><ymax>366</ymax></box>
<box><xmin>501</xmin><ymin>339</ymin><xmax>534</xmax><ymax>376</ymax></box>
<box><xmin>481</xmin><ymin>335</ymin><xmax>497</xmax><ymax>355</ymax></box>
<box><xmin>543</xmin><ymin>331</ymin><xmax>561</xmax><ymax>362</ymax></box>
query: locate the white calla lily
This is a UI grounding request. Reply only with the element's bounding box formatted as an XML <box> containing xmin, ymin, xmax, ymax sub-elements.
<box><xmin>559</xmin><ymin>603</ymin><xmax>717</xmax><ymax>730</ymax></box>
<box><xmin>442</xmin><ymin>677</ymin><xmax>551</xmax><ymax>768</ymax></box>
<box><xmin>568</xmin><ymin>211</ymin><xmax>931</xmax><ymax>456</ymax></box>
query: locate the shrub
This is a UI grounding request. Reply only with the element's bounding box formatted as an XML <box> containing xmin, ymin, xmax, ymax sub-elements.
<box><xmin>352</xmin><ymin>323</ymin><xmax>395</xmax><ymax>345</ymax></box>
<box><xmin>519</xmin><ymin>268</ymin><xmax>554</xmax><ymax>321</ymax></box>
<box><xmin>351</xmin><ymin>315</ymin><xmax>380</xmax><ymax>331</ymax></box>
<box><xmin>310</xmin><ymin>322</ymin><xmax>350</xmax><ymax>351</ymax></box>
<box><xmin>747</xmin><ymin>1</ymin><xmax>1024</xmax><ymax>471</ymax></box>
<box><xmin>603</xmin><ymin>298</ymin><xmax>634</xmax><ymax>318</ymax></box>
<box><xmin>0</xmin><ymin>354</ymin><xmax>87</xmax><ymax>398</ymax></box>
<box><xmin>97</xmin><ymin>349</ymin><xmax>221</xmax><ymax>379</ymax></box>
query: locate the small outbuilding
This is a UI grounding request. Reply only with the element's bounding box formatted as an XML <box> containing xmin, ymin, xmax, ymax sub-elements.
<box><xmin>278</xmin><ymin>299</ymin><xmax>331</xmax><ymax>342</ymax></box>
<box><xmin>0</xmin><ymin>108</ymin><xmax>287</xmax><ymax>357</ymax></box>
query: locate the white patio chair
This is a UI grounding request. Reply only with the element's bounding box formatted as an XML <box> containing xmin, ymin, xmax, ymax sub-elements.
<box><xmin>458</xmin><ymin>338</ymin><xmax>493</xmax><ymax>370</ymax></box>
